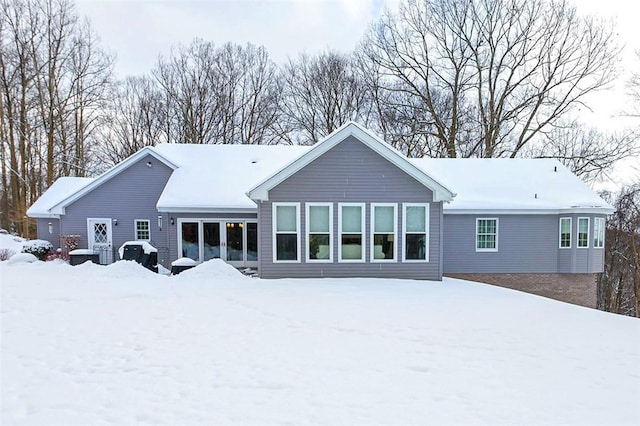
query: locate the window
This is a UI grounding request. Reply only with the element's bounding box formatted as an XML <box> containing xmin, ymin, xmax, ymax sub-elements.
<box><xmin>273</xmin><ymin>203</ymin><xmax>300</xmax><ymax>262</ymax></box>
<box><xmin>593</xmin><ymin>217</ymin><xmax>605</xmax><ymax>248</ymax></box>
<box><xmin>371</xmin><ymin>204</ymin><xmax>396</xmax><ymax>261</ymax></box>
<box><xmin>339</xmin><ymin>203</ymin><xmax>365</xmax><ymax>262</ymax></box>
<box><xmin>181</xmin><ymin>222</ymin><xmax>199</xmax><ymax>260</ymax></box>
<box><xmin>403</xmin><ymin>203</ymin><xmax>429</xmax><ymax>261</ymax></box>
<box><xmin>135</xmin><ymin>219</ymin><xmax>150</xmax><ymax>241</ymax></box>
<box><xmin>578</xmin><ymin>217</ymin><xmax>589</xmax><ymax>248</ymax></box>
<box><xmin>476</xmin><ymin>218</ymin><xmax>498</xmax><ymax>252</ymax></box>
<box><xmin>306</xmin><ymin>203</ymin><xmax>332</xmax><ymax>262</ymax></box>
<box><xmin>559</xmin><ymin>217</ymin><xmax>572</xmax><ymax>248</ymax></box>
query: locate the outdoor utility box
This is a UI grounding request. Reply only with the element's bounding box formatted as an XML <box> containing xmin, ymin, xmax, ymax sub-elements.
<box><xmin>69</xmin><ymin>249</ymin><xmax>100</xmax><ymax>266</ymax></box>
<box><xmin>171</xmin><ymin>257</ymin><xmax>197</xmax><ymax>275</ymax></box>
<box><xmin>119</xmin><ymin>242</ymin><xmax>158</xmax><ymax>273</ymax></box>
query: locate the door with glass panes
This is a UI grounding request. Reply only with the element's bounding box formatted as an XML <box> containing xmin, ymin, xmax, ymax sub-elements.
<box><xmin>179</xmin><ymin>220</ymin><xmax>258</xmax><ymax>268</ymax></box>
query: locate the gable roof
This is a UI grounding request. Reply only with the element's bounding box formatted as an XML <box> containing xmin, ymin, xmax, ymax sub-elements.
<box><xmin>411</xmin><ymin>158</ymin><xmax>614</xmax><ymax>214</ymax></box>
<box><xmin>26</xmin><ymin>177</ymin><xmax>95</xmax><ymax>218</ymax></box>
<box><xmin>153</xmin><ymin>144</ymin><xmax>309</xmax><ymax>212</ymax></box>
<box><xmin>247</xmin><ymin>122</ymin><xmax>456</xmax><ymax>202</ymax></box>
<box><xmin>45</xmin><ymin>147</ymin><xmax>178</xmax><ymax>216</ymax></box>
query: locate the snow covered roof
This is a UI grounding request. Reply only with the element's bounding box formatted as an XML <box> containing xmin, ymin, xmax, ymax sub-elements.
<box><xmin>27</xmin><ymin>177</ymin><xmax>94</xmax><ymax>218</ymax></box>
<box><xmin>248</xmin><ymin>122</ymin><xmax>456</xmax><ymax>203</ymax></box>
<box><xmin>153</xmin><ymin>144</ymin><xmax>309</xmax><ymax>212</ymax></box>
<box><xmin>410</xmin><ymin>158</ymin><xmax>614</xmax><ymax>214</ymax></box>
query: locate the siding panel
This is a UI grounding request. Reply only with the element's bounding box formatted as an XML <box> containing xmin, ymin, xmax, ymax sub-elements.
<box><xmin>443</xmin><ymin>213</ymin><xmax>607</xmax><ymax>274</ymax></box>
<box><xmin>259</xmin><ymin>135</ymin><xmax>443</xmax><ymax>280</ymax></box>
<box><xmin>60</xmin><ymin>155</ymin><xmax>173</xmax><ymax>267</ymax></box>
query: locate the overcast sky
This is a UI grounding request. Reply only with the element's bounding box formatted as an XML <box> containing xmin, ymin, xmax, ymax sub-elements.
<box><xmin>74</xmin><ymin>0</ymin><xmax>639</xmax><ymax>186</ymax></box>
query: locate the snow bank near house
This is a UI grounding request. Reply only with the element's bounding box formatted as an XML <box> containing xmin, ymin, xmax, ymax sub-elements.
<box><xmin>173</xmin><ymin>258</ymin><xmax>248</xmax><ymax>280</ymax></box>
<box><xmin>6</xmin><ymin>252</ymin><xmax>38</xmax><ymax>264</ymax></box>
<box><xmin>0</xmin><ymin>233</ymin><xmax>26</xmax><ymax>254</ymax></box>
<box><xmin>1</xmin><ymin>261</ymin><xmax>638</xmax><ymax>425</ymax></box>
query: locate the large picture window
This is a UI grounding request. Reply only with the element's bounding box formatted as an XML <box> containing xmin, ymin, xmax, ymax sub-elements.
<box><xmin>559</xmin><ymin>217</ymin><xmax>571</xmax><ymax>248</ymax></box>
<box><xmin>306</xmin><ymin>203</ymin><xmax>332</xmax><ymax>262</ymax></box>
<box><xmin>593</xmin><ymin>217</ymin><xmax>605</xmax><ymax>248</ymax></box>
<box><xmin>403</xmin><ymin>204</ymin><xmax>429</xmax><ymax>261</ymax></box>
<box><xmin>339</xmin><ymin>203</ymin><xmax>365</xmax><ymax>262</ymax></box>
<box><xmin>371</xmin><ymin>204</ymin><xmax>396</xmax><ymax>261</ymax></box>
<box><xmin>135</xmin><ymin>219</ymin><xmax>150</xmax><ymax>241</ymax></box>
<box><xmin>578</xmin><ymin>217</ymin><xmax>589</xmax><ymax>248</ymax></box>
<box><xmin>273</xmin><ymin>203</ymin><xmax>300</xmax><ymax>262</ymax></box>
<box><xmin>476</xmin><ymin>218</ymin><xmax>498</xmax><ymax>252</ymax></box>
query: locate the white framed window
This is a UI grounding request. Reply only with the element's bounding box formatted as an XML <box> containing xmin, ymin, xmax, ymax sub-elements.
<box><xmin>578</xmin><ymin>217</ymin><xmax>589</xmax><ymax>248</ymax></box>
<box><xmin>476</xmin><ymin>218</ymin><xmax>498</xmax><ymax>252</ymax></box>
<box><xmin>306</xmin><ymin>203</ymin><xmax>333</xmax><ymax>262</ymax></box>
<box><xmin>593</xmin><ymin>217</ymin><xmax>605</xmax><ymax>249</ymax></box>
<box><xmin>403</xmin><ymin>203</ymin><xmax>429</xmax><ymax>262</ymax></box>
<box><xmin>339</xmin><ymin>203</ymin><xmax>365</xmax><ymax>262</ymax></box>
<box><xmin>371</xmin><ymin>203</ymin><xmax>397</xmax><ymax>262</ymax></box>
<box><xmin>273</xmin><ymin>203</ymin><xmax>300</xmax><ymax>262</ymax></box>
<box><xmin>135</xmin><ymin>219</ymin><xmax>150</xmax><ymax>241</ymax></box>
<box><xmin>559</xmin><ymin>217</ymin><xmax>572</xmax><ymax>248</ymax></box>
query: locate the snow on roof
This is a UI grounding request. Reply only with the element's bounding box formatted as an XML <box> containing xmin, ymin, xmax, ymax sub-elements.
<box><xmin>27</xmin><ymin>177</ymin><xmax>94</xmax><ymax>218</ymax></box>
<box><xmin>410</xmin><ymin>158</ymin><xmax>613</xmax><ymax>213</ymax></box>
<box><xmin>153</xmin><ymin>144</ymin><xmax>309</xmax><ymax>211</ymax></box>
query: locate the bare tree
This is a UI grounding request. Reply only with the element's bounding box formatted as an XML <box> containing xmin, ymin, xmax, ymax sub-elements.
<box><xmin>153</xmin><ymin>40</ymin><xmax>280</xmax><ymax>145</ymax></box>
<box><xmin>96</xmin><ymin>75</ymin><xmax>164</xmax><ymax>167</ymax></box>
<box><xmin>524</xmin><ymin>120</ymin><xmax>639</xmax><ymax>183</ymax></box>
<box><xmin>359</xmin><ymin>0</ymin><xmax>621</xmax><ymax>158</ymax></box>
<box><xmin>597</xmin><ymin>184</ymin><xmax>640</xmax><ymax>317</ymax></box>
<box><xmin>280</xmin><ymin>50</ymin><xmax>369</xmax><ymax>145</ymax></box>
<box><xmin>0</xmin><ymin>0</ymin><xmax>112</xmax><ymax>234</ymax></box>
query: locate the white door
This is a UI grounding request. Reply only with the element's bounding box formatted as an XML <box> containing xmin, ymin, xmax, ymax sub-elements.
<box><xmin>87</xmin><ymin>218</ymin><xmax>113</xmax><ymax>264</ymax></box>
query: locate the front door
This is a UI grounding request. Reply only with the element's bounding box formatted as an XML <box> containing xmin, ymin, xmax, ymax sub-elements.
<box><xmin>87</xmin><ymin>218</ymin><xmax>113</xmax><ymax>264</ymax></box>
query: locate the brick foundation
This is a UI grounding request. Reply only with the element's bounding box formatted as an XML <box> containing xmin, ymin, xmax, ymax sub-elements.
<box><xmin>445</xmin><ymin>273</ymin><xmax>597</xmax><ymax>308</ymax></box>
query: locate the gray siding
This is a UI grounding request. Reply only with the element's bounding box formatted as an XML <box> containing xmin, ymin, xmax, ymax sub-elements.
<box><xmin>442</xmin><ymin>213</ymin><xmax>607</xmax><ymax>274</ymax></box>
<box><xmin>59</xmin><ymin>154</ymin><xmax>173</xmax><ymax>267</ymax></box>
<box><xmin>166</xmin><ymin>212</ymin><xmax>257</xmax><ymax>263</ymax></box>
<box><xmin>259</xmin><ymin>135</ymin><xmax>443</xmax><ymax>280</ymax></box>
<box><xmin>36</xmin><ymin>218</ymin><xmax>60</xmax><ymax>248</ymax></box>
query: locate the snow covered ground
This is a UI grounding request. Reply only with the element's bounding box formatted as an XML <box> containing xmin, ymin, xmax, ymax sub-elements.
<box><xmin>1</xmin><ymin>257</ymin><xmax>639</xmax><ymax>425</ymax></box>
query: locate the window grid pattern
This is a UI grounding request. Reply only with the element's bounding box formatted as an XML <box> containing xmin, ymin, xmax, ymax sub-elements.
<box><xmin>559</xmin><ymin>217</ymin><xmax>571</xmax><ymax>248</ymax></box>
<box><xmin>578</xmin><ymin>218</ymin><xmax>589</xmax><ymax>248</ymax></box>
<box><xmin>476</xmin><ymin>219</ymin><xmax>497</xmax><ymax>251</ymax></box>
<box><xmin>135</xmin><ymin>220</ymin><xmax>150</xmax><ymax>241</ymax></box>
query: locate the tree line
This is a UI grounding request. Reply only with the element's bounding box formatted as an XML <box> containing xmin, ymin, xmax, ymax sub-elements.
<box><xmin>1</xmin><ymin>0</ymin><xmax>638</xmax><ymax>314</ymax></box>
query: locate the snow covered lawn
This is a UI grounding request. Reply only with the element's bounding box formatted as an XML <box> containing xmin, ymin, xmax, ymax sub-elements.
<box><xmin>1</xmin><ymin>259</ymin><xmax>639</xmax><ymax>425</ymax></box>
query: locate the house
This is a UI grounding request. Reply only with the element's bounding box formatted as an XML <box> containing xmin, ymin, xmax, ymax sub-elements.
<box><xmin>27</xmin><ymin>122</ymin><xmax>613</xmax><ymax>280</ymax></box>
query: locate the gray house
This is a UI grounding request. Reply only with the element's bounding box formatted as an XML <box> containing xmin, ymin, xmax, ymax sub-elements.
<box><xmin>27</xmin><ymin>122</ymin><xmax>612</xmax><ymax>280</ymax></box>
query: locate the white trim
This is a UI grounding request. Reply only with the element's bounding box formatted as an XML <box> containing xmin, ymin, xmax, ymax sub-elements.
<box><xmin>577</xmin><ymin>217</ymin><xmax>590</xmax><ymax>248</ymax></box>
<box><xmin>305</xmin><ymin>203</ymin><xmax>333</xmax><ymax>263</ymax></box>
<box><xmin>157</xmin><ymin>207</ymin><xmax>257</xmax><ymax>214</ymax></box>
<box><xmin>338</xmin><ymin>203</ymin><xmax>366</xmax><ymax>263</ymax></box>
<box><xmin>176</xmin><ymin>218</ymin><xmax>258</xmax><ymax>266</ymax></box>
<box><xmin>370</xmin><ymin>203</ymin><xmax>397</xmax><ymax>263</ymax></box>
<box><xmin>50</xmin><ymin>148</ymin><xmax>177</xmax><ymax>215</ymax></box>
<box><xmin>272</xmin><ymin>202</ymin><xmax>301</xmax><ymax>263</ymax></box>
<box><xmin>134</xmin><ymin>219</ymin><xmax>151</xmax><ymax>241</ymax></box>
<box><xmin>559</xmin><ymin>217</ymin><xmax>572</xmax><ymax>249</ymax></box>
<box><xmin>444</xmin><ymin>207</ymin><xmax>614</xmax><ymax>215</ymax></box>
<box><xmin>247</xmin><ymin>122</ymin><xmax>455</xmax><ymax>203</ymax></box>
<box><xmin>475</xmin><ymin>217</ymin><xmax>499</xmax><ymax>252</ymax></box>
<box><xmin>593</xmin><ymin>217</ymin><xmax>605</xmax><ymax>249</ymax></box>
<box><xmin>402</xmin><ymin>203</ymin><xmax>430</xmax><ymax>262</ymax></box>
<box><xmin>86</xmin><ymin>218</ymin><xmax>113</xmax><ymax>251</ymax></box>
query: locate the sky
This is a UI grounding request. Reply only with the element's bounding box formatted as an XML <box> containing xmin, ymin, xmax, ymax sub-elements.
<box><xmin>74</xmin><ymin>0</ymin><xmax>639</xmax><ymax>186</ymax></box>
